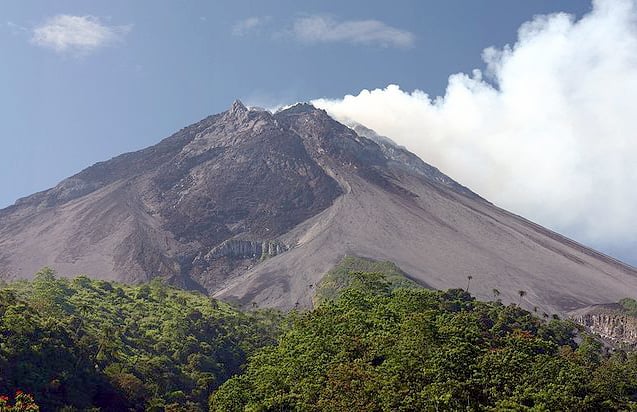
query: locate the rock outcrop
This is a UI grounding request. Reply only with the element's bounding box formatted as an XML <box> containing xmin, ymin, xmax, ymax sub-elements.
<box><xmin>199</xmin><ymin>239</ymin><xmax>289</xmax><ymax>262</ymax></box>
<box><xmin>570</xmin><ymin>304</ymin><xmax>637</xmax><ymax>346</ymax></box>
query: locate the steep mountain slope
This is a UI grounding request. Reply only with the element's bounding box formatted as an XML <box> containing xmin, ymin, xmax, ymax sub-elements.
<box><xmin>1</xmin><ymin>100</ymin><xmax>636</xmax><ymax>315</ymax></box>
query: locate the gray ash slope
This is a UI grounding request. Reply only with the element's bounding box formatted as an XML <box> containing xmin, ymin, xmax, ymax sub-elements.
<box><xmin>1</xmin><ymin>100</ymin><xmax>636</xmax><ymax>315</ymax></box>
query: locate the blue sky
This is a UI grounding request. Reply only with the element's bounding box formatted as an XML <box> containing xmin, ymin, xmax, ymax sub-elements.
<box><xmin>0</xmin><ymin>1</ymin><xmax>588</xmax><ymax>207</ymax></box>
<box><xmin>7</xmin><ymin>1</ymin><xmax>637</xmax><ymax>266</ymax></box>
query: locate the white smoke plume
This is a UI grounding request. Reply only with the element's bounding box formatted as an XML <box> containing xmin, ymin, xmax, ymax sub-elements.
<box><xmin>313</xmin><ymin>0</ymin><xmax>637</xmax><ymax>262</ymax></box>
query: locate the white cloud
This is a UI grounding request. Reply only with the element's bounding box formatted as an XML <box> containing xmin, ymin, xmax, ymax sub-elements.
<box><xmin>31</xmin><ymin>15</ymin><xmax>131</xmax><ymax>55</ymax></box>
<box><xmin>232</xmin><ymin>17</ymin><xmax>267</xmax><ymax>36</ymax></box>
<box><xmin>313</xmin><ymin>0</ymin><xmax>637</xmax><ymax>257</ymax></box>
<box><xmin>292</xmin><ymin>15</ymin><xmax>415</xmax><ymax>48</ymax></box>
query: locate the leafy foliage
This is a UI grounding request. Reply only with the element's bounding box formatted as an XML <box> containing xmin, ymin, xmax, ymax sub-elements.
<box><xmin>313</xmin><ymin>256</ymin><xmax>421</xmax><ymax>306</ymax></box>
<box><xmin>212</xmin><ymin>273</ymin><xmax>637</xmax><ymax>411</ymax></box>
<box><xmin>0</xmin><ymin>269</ymin><xmax>280</xmax><ymax>411</ymax></box>
<box><xmin>4</xmin><ymin>267</ymin><xmax>637</xmax><ymax>411</ymax></box>
<box><xmin>619</xmin><ymin>298</ymin><xmax>637</xmax><ymax>316</ymax></box>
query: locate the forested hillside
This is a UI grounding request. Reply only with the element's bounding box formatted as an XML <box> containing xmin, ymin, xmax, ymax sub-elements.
<box><xmin>0</xmin><ymin>269</ymin><xmax>280</xmax><ymax>411</ymax></box>
<box><xmin>213</xmin><ymin>273</ymin><xmax>637</xmax><ymax>411</ymax></box>
<box><xmin>2</xmin><ymin>270</ymin><xmax>637</xmax><ymax>411</ymax></box>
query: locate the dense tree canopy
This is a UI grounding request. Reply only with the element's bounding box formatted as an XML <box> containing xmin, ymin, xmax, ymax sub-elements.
<box><xmin>0</xmin><ymin>269</ymin><xmax>280</xmax><ymax>411</ymax></box>
<box><xmin>211</xmin><ymin>274</ymin><xmax>637</xmax><ymax>411</ymax></box>
<box><xmin>2</xmin><ymin>268</ymin><xmax>637</xmax><ymax>411</ymax></box>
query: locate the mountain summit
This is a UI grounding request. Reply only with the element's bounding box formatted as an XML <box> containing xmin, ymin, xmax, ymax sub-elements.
<box><xmin>1</xmin><ymin>101</ymin><xmax>636</xmax><ymax>314</ymax></box>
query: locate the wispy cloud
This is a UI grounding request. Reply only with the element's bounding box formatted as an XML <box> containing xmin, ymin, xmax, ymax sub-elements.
<box><xmin>6</xmin><ymin>21</ymin><xmax>29</xmax><ymax>35</ymax></box>
<box><xmin>232</xmin><ymin>17</ymin><xmax>268</xmax><ymax>36</ymax></box>
<box><xmin>31</xmin><ymin>15</ymin><xmax>131</xmax><ymax>55</ymax></box>
<box><xmin>292</xmin><ymin>15</ymin><xmax>415</xmax><ymax>48</ymax></box>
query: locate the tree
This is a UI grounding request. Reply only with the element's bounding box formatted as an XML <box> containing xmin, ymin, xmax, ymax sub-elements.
<box><xmin>31</xmin><ymin>267</ymin><xmax>70</xmax><ymax>316</ymax></box>
<box><xmin>517</xmin><ymin>290</ymin><xmax>527</xmax><ymax>306</ymax></box>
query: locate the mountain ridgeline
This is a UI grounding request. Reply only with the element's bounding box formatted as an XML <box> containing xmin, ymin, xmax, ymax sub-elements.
<box><xmin>1</xmin><ymin>100</ymin><xmax>636</xmax><ymax>315</ymax></box>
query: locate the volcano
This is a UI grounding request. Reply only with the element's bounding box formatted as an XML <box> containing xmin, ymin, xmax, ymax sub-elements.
<box><xmin>1</xmin><ymin>100</ymin><xmax>636</xmax><ymax>314</ymax></box>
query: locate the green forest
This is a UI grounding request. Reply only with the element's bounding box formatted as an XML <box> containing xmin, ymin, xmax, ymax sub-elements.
<box><xmin>1</xmin><ymin>268</ymin><xmax>637</xmax><ymax>411</ymax></box>
<box><xmin>0</xmin><ymin>268</ymin><xmax>280</xmax><ymax>411</ymax></box>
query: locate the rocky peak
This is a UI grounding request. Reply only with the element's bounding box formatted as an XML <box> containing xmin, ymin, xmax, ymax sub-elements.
<box><xmin>229</xmin><ymin>99</ymin><xmax>247</xmax><ymax>114</ymax></box>
<box><xmin>273</xmin><ymin>103</ymin><xmax>388</xmax><ymax>175</ymax></box>
<box><xmin>275</xmin><ymin>103</ymin><xmax>340</xmax><ymax>129</ymax></box>
<box><xmin>277</xmin><ymin>102</ymin><xmax>321</xmax><ymax>115</ymax></box>
<box><xmin>180</xmin><ymin>101</ymin><xmax>278</xmax><ymax>155</ymax></box>
<box><xmin>222</xmin><ymin>99</ymin><xmax>251</xmax><ymax>124</ymax></box>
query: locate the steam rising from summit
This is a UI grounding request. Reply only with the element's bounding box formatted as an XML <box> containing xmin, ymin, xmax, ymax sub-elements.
<box><xmin>313</xmin><ymin>0</ymin><xmax>637</xmax><ymax>262</ymax></box>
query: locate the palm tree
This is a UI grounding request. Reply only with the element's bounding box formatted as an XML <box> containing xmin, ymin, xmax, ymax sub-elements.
<box><xmin>492</xmin><ymin>288</ymin><xmax>500</xmax><ymax>301</ymax></box>
<box><xmin>466</xmin><ymin>275</ymin><xmax>473</xmax><ymax>293</ymax></box>
<box><xmin>518</xmin><ymin>290</ymin><xmax>527</xmax><ymax>306</ymax></box>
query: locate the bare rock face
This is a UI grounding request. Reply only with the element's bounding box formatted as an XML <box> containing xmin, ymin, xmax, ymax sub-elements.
<box><xmin>201</xmin><ymin>239</ymin><xmax>288</xmax><ymax>261</ymax></box>
<box><xmin>1</xmin><ymin>99</ymin><xmax>637</xmax><ymax>315</ymax></box>
<box><xmin>569</xmin><ymin>304</ymin><xmax>637</xmax><ymax>347</ymax></box>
